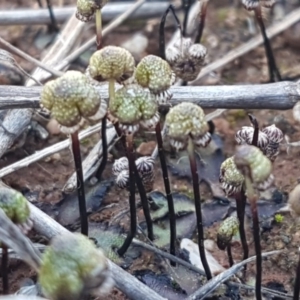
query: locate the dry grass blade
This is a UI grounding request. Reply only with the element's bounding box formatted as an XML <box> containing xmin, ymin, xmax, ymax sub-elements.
<box><xmin>0</xmin><ymin>37</ymin><xmax>63</xmax><ymax>78</ymax></box>
<box><xmin>0</xmin><ymin>123</ymin><xmax>102</xmax><ymax>178</ymax></box>
<box><xmin>191</xmin><ymin>7</ymin><xmax>300</xmax><ymax>84</ymax></box>
<box><xmin>63</xmin><ymin>126</ymin><xmax>117</xmax><ymax>193</ymax></box>
<box><xmin>186</xmin><ymin>249</ymin><xmax>283</xmax><ymax>300</ymax></box>
<box><xmin>0</xmin><ymin>208</ymin><xmax>42</xmax><ymax>271</ymax></box>
<box><xmin>49</xmin><ymin>0</ymin><xmax>148</xmax><ymax>82</ymax></box>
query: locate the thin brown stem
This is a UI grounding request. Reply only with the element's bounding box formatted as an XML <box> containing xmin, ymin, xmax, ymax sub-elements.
<box><xmin>118</xmin><ymin>134</ymin><xmax>137</xmax><ymax>256</ymax></box>
<box><xmin>248</xmin><ymin>113</ymin><xmax>259</xmax><ymax>147</ymax></box>
<box><xmin>227</xmin><ymin>244</ymin><xmax>234</xmax><ymax>267</ymax></box>
<box><xmin>70</xmin><ymin>132</ymin><xmax>88</xmax><ymax>236</ymax></box>
<box><xmin>95</xmin><ymin>116</ymin><xmax>107</xmax><ymax>180</ymax></box>
<box><xmin>245</xmin><ymin>176</ymin><xmax>262</xmax><ymax>300</ymax></box>
<box><xmin>187</xmin><ymin>136</ymin><xmax>212</xmax><ymax>280</ymax></box>
<box><xmin>1</xmin><ymin>244</ymin><xmax>9</xmax><ymax>294</ymax></box>
<box><xmin>235</xmin><ymin>189</ymin><xmax>249</xmax><ymax>277</ymax></box>
<box><xmin>194</xmin><ymin>0</ymin><xmax>209</xmax><ymax>44</ymax></box>
<box><xmin>254</xmin><ymin>7</ymin><xmax>281</xmax><ymax>82</ymax></box>
<box><xmin>293</xmin><ymin>250</ymin><xmax>300</xmax><ymax>300</ymax></box>
<box><xmin>134</xmin><ymin>164</ymin><xmax>154</xmax><ymax>241</ymax></box>
<box><xmin>155</xmin><ymin>122</ymin><xmax>176</xmax><ymax>265</ymax></box>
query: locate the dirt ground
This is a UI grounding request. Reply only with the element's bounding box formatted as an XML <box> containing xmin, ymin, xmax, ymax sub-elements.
<box><xmin>1</xmin><ymin>0</ymin><xmax>300</xmax><ymax>299</ymax></box>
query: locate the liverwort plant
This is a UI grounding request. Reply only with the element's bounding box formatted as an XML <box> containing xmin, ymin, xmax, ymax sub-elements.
<box><xmin>0</xmin><ymin>186</ymin><xmax>32</xmax><ymax>294</ymax></box>
<box><xmin>40</xmin><ymin>70</ymin><xmax>107</xmax><ymax>236</ymax></box>
<box><xmin>109</xmin><ymin>84</ymin><xmax>160</xmax><ymax>255</ymax></box>
<box><xmin>234</xmin><ymin>144</ymin><xmax>273</xmax><ymax>300</ymax></box>
<box><xmin>88</xmin><ymin>45</ymin><xmax>135</xmax><ymax>179</ymax></box>
<box><xmin>135</xmin><ymin>54</ymin><xmax>175</xmax><ymax>104</ymax></box>
<box><xmin>159</xmin><ymin>5</ymin><xmax>207</xmax><ymax>82</ymax></box>
<box><xmin>219</xmin><ymin>156</ymin><xmax>249</xmax><ymax>273</ymax></box>
<box><xmin>76</xmin><ymin>0</ymin><xmax>109</xmax><ymax>48</ymax></box>
<box><xmin>135</xmin><ymin>54</ymin><xmax>178</xmax><ymax>262</ymax></box>
<box><xmin>39</xmin><ymin>232</ymin><xmax>113</xmax><ymax>300</ymax></box>
<box><xmin>217</xmin><ymin>215</ymin><xmax>239</xmax><ymax>267</ymax></box>
<box><xmin>165</xmin><ymin>102</ymin><xmax>212</xmax><ymax>280</ymax></box>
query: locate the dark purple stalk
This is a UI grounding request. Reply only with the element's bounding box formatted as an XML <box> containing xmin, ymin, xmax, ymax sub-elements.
<box><xmin>293</xmin><ymin>251</ymin><xmax>300</xmax><ymax>300</ymax></box>
<box><xmin>187</xmin><ymin>136</ymin><xmax>212</xmax><ymax>280</ymax></box>
<box><xmin>155</xmin><ymin>122</ymin><xmax>176</xmax><ymax>265</ymax></box>
<box><xmin>96</xmin><ymin>116</ymin><xmax>107</xmax><ymax>180</ymax></box>
<box><xmin>254</xmin><ymin>7</ymin><xmax>281</xmax><ymax>82</ymax></box>
<box><xmin>235</xmin><ymin>189</ymin><xmax>249</xmax><ymax>277</ymax></box>
<box><xmin>71</xmin><ymin>132</ymin><xmax>88</xmax><ymax>236</ymax></box>
<box><xmin>159</xmin><ymin>4</ymin><xmax>183</xmax><ymax>60</ymax></box>
<box><xmin>182</xmin><ymin>0</ymin><xmax>192</xmax><ymax>36</ymax></box>
<box><xmin>227</xmin><ymin>244</ymin><xmax>234</xmax><ymax>267</ymax></box>
<box><xmin>246</xmin><ymin>177</ymin><xmax>262</xmax><ymax>300</ymax></box>
<box><xmin>118</xmin><ymin>134</ymin><xmax>137</xmax><ymax>256</ymax></box>
<box><xmin>134</xmin><ymin>163</ymin><xmax>154</xmax><ymax>241</ymax></box>
<box><xmin>194</xmin><ymin>0</ymin><xmax>208</xmax><ymax>44</ymax></box>
<box><xmin>248</xmin><ymin>114</ymin><xmax>259</xmax><ymax>147</ymax></box>
<box><xmin>1</xmin><ymin>244</ymin><xmax>8</xmax><ymax>294</ymax></box>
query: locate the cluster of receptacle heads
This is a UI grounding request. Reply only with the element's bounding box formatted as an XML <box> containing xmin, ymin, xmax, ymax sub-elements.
<box><xmin>220</xmin><ymin>123</ymin><xmax>283</xmax><ymax>196</ymax></box>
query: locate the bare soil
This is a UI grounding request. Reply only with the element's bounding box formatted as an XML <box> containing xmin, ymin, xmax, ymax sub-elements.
<box><xmin>1</xmin><ymin>0</ymin><xmax>300</xmax><ymax>299</ymax></box>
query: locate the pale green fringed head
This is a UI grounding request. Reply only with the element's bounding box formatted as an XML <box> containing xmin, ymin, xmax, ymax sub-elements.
<box><xmin>39</xmin><ymin>233</ymin><xmax>113</xmax><ymax>300</ymax></box>
<box><xmin>234</xmin><ymin>145</ymin><xmax>274</xmax><ymax>190</ymax></box>
<box><xmin>0</xmin><ymin>187</ymin><xmax>30</xmax><ymax>225</ymax></box>
<box><xmin>217</xmin><ymin>216</ymin><xmax>239</xmax><ymax>250</ymax></box>
<box><xmin>135</xmin><ymin>55</ymin><xmax>175</xmax><ymax>104</ymax></box>
<box><xmin>165</xmin><ymin>102</ymin><xmax>211</xmax><ymax>151</ymax></box>
<box><xmin>109</xmin><ymin>84</ymin><xmax>159</xmax><ymax>134</ymax></box>
<box><xmin>76</xmin><ymin>0</ymin><xmax>108</xmax><ymax>22</ymax></box>
<box><xmin>219</xmin><ymin>156</ymin><xmax>244</xmax><ymax>196</ymax></box>
<box><xmin>40</xmin><ymin>71</ymin><xmax>106</xmax><ymax>132</ymax></box>
<box><xmin>89</xmin><ymin>46</ymin><xmax>135</xmax><ymax>83</ymax></box>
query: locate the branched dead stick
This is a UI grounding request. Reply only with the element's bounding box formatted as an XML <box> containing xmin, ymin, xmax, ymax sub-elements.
<box><xmin>27</xmin><ymin>203</ymin><xmax>167</xmax><ymax>300</ymax></box>
<box><xmin>0</xmin><ymin>81</ymin><xmax>299</xmax><ymax>110</ymax></box>
<box><xmin>0</xmin><ymin>209</ymin><xmax>41</xmax><ymax>271</ymax></box>
<box><xmin>0</xmin><ymin>3</ymin><xmax>170</xmax><ymax>26</ymax></box>
<box><xmin>0</xmin><ymin>37</ymin><xmax>63</xmax><ymax>77</ymax></box>
<box><xmin>186</xmin><ymin>250</ymin><xmax>283</xmax><ymax>300</ymax></box>
<box><xmin>40</xmin><ymin>0</ymin><xmax>147</xmax><ymax>83</ymax></box>
<box><xmin>191</xmin><ymin>7</ymin><xmax>300</xmax><ymax>84</ymax></box>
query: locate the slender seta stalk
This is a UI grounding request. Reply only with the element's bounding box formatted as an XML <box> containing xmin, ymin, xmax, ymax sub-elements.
<box><xmin>95</xmin><ymin>8</ymin><xmax>102</xmax><ymax>49</ymax></box>
<box><xmin>182</xmin><ymin>0</ymin><xmax>192</xmax><ymax>36</ymax></box>
<box><xmin>195</xmin><ymin>0</ymin><xmax>209</xmax><ymax>44</ymax></box>
<box><xmin>1</xmin><ymin>244</ymin><xmax>8</xmax><ymax>294</ymax></box>
<box><xmin>187</xmin><ymin>135</ymin><xmax>212</xmax><ymax>280</ymax></box>
<box><xmin>234</xmin><ymin>189</ymin><xmax>249</xmax><ymax>275</ymax></box>
<box><xmin>254</xmin><ymin>7</ymin><xmax>281</xmax><ymax>82</ymax></box>
<box><xmin>118</xmin><ymin>134</ymin><xmax>137</xmax><ymax>256</ymax></box>
<box><xmin>293</xmin><ymin>248</ymin><xmax>300</xmax><ymax>300</ymax></box>
<box><xmin>155</xmin><ymin>122</ymin><xmax>177</xmax><ymax>264</ymax></box>
<box><xmin>244</xmin><ymin>174</ymin><xmax>262</xmax><ymax>300</ymax></box>
<box><xmin>71</xmin><ymin>132</ymin><xmax>88</xmax><ymax>236</ymax></box>
<box><xmin>249</xmin><ymin>114</ymin><xmax>259</xmax><ymax>147</ymax></box>
<box><xmin>227</xmin><ymin>244</ymin><xmax>234</xmax><ymax>267</ymax></box>
<box><xmin>96</xmin><ymin>79</ymin><xmax>115</xmax><ymax>180</ymax></box>
<box><xmin>133</xmin><ymin>163</ymin><xmax>154</xmax><ymax>241</ymax></box>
